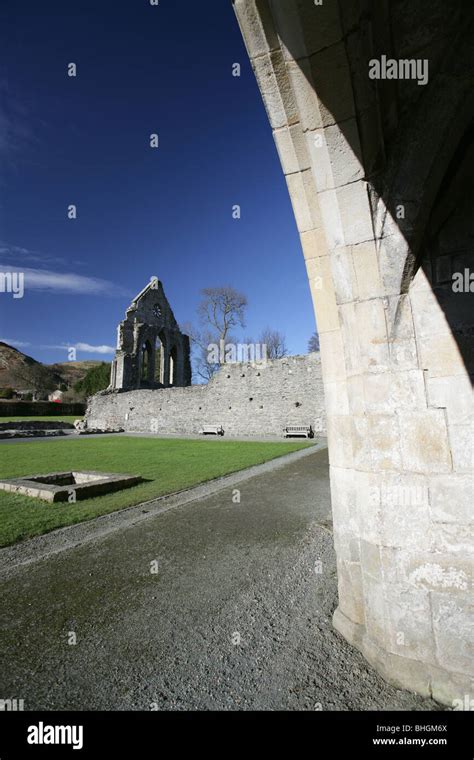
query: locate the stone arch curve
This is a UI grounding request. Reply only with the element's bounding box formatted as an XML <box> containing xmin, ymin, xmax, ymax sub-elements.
<box><xmin>139</xmin><ymin>338</ymin><xmax>153</xmax><ymax>386</ymax></box>
<box><xmin>154</xmin><ymin>330</ymin><xmax>166</xmax><ymax>386</ymax></box>
<box><xmin>234</xmin><ymin>0</ymin><xmax>474</xmax><ymax>705</ymax></box>
<box><xmin>168</xmin><ymin>344</ymin><xmax>178</xmax><ymax>387</ymax></box>
<box><xmin>378</xmin><ymin>26</ymin><xmax>474</xmax><ymax>292</ymax></box>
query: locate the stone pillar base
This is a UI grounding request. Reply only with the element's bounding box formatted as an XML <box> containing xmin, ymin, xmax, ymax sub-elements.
<box><xmin>333</xmin><ymin>606</ymin><xmax>473</xmax><ymax>707</ymax></box>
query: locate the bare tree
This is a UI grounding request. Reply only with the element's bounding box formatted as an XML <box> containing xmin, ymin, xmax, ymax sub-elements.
<box><xmin>181</xmin><ymin>323</ymin><xmax>220</xmax><ymax>382</ymax></box>
<box><xmin>184</xmin><ymin>286</ymin><xmax>248</xmax><ymax>382</ymax></box>
<box><xmin>198</xmin><ymin>286</ymin><xmax>248</xmax><ymax>351</ymax></box>
<box><xmin>308</xmin><ymin>332</ymin><xmax>320</xmax><ymax>352</ymax></box>
<box><xmin>259</xmin><ymin>327</ymin><xmax>288</xmax><ymax>360</ymax></box>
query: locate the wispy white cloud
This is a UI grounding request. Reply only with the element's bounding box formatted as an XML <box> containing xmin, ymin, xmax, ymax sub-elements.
<box><xmin>0</xmin><ymin>263</ymin><xmax>128</xmax><ymax>297</ymax></box>
<box><xmin>75</xmin><ymin>342</ymin><xmax>115</xmax><ymax>355</ymax></box>
<box><xmin>42</xmin><ymin>343</ymin><xmax>115</xmax><ymax>355</ymax></box>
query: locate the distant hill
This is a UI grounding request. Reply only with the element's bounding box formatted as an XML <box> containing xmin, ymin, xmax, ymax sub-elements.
<box><xmin>0</xmin><ymin>342</ymin><xmax>103</xmax><ymax>393</ymax></box>
<box><xmin>48</xmin><ymin>361</ymin><xmax>103</xmax><ymax>388</ymax></box>
<box><xmin>0</xmin><ymin>342</ymin><xmax>61</xmax><ymax>392</ymax></box>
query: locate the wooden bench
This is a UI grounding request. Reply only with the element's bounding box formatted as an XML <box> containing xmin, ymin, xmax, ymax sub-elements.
<box><xmin>199</xmin><ymin>425</ymin><xmax>225</xmax><ymax>437</ymax></box>
<box><xmin>283</xmin><ymin>424</ymin><xmax>314</xmax><ymax>439</ymax></box>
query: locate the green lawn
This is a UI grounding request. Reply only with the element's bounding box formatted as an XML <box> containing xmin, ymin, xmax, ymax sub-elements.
<box><xmin>0</xmin><ymin>416</ymin><xmax>82</xmax><ymax>424</ymax></box>
<box><xmin>0</xmin><ymin>436</ymin><xmax>312</xmax><ymax>547</ymax></box>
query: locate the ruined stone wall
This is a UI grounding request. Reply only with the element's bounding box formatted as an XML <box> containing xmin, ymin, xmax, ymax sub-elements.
<box><xmin>86</xmin><ymin>353</ymin><xmax>325</xmax><ymax>437</ymax></box>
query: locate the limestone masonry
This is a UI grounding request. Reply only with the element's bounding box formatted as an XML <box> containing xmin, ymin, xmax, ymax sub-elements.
<box><xmin>110</xmin><ymin>278</ymin><xmax>191</xmax><ymax>391</ymax></box>
<box><xmin>86</xmin><ymin>352</ymin><xmax>325</xmax><ymax>437</ymax></box>
<box><xmin>234</xmin><ymin>0</ymin><xmax>474</xmax><ymax>706</ymax></box>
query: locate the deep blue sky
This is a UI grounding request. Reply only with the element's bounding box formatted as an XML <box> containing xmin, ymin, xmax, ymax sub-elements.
<box><xmin>0</xmin><ymin>0</ymin><xmax>316</xmax><ymax>368</ymax></box>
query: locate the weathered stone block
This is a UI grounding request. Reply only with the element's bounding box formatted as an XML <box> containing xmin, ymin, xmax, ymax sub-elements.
<box><xmin>410</xmin><ymin>285</ymin><xmax>455</xmax><ymax>338</ymax></box>
<box><xmin>398</xmin><ymin>410</ymin><xmax>452</xmax><ymax>473</ymax></box>
<box><xmin>324</xmin><ymin>380</ymin><xmax>349</xmax><ymax>416</ymax></box>
<box><xmin>355</xmin><ymin>104</ymin><xmax>385</xmax><ymax>179</ymax></box>
<box><xmin>272</xmin><ymin>0</ymin><xmax>343</xmax><ymax>61</ymax></box>
<box><xmin>363</xmin><ymin>370</ymin><xmax>426</xmax><ymax>413</ymax></box>
<box><xmin>286</xmin><ymin>58</ymin><xmax>322</xmax><ymax>132</ymax></box>
<box><xmin>384</xmin><ymin>294</ymin><xmax>419</xmax><ymax>371</ymax></box>
<box><xmin>363</xmin><ymin>574</ymin><xmax>388</xmax><ymax>649</ymax></box>
<box><xmin>286</xmin><ymin>168</ymin><xmax>321</xmax><ymax>232</ymax></box>
<box><xmin>233</xmin><ymin>0</ymin><xmax>280</xmax><ymax>58</ymax></box>
<box><xmin>426</xmin><ymin>374</ymin><xmax>473</xmax><ymax>426</ymax></box>
<box><xmin>337</xmin><ymin>558</ymin><xmax>365</xmax><ymax>626</ymax></box>
<box><xmin>350</xmin><ymin>414</ymin><xmax>371</xmax><ymax>470</ymax></box>
<box><xmin>355</xmin><ymin>470</ymin><xmax>383</xmax><ymax>545</ymax></box>
<box><xmin>417</xmin><ymin>331</ymin><xmax>466</xmax><ymax>379</ymax></box>
<box><xmin>385</xmin><ymin>584</ymin><xmax>436</xmax><ymax>664</ymax></box>
<box><xmin>326</xmin><ymin>415</ymin><xmax>353</xmax><ymax>468</ymax></box>
<box><xmin>346</xmin><ymin>373</ymin><xmax>366</xmax><ymax>415</ymax></box>
<box><xmin>367</xmin><ymin>414</ymin><xmax>402</xmax><ymax>472</ymax></box>
<box><xmin>360</xmin><ymin>540</ymin><xmax>382</xmax><ymax>582</ymax></box>
<box><xmin>316</xmin><ymin>187</ymin><xmax>346</xmax><ymax>250</ymax></box>
<box><xmin>352</xmin><ymin>241</ymin><xmax>383</xmax><ymax>301</ymax></box>
<box><xmin>375</xmin><ymin>233</ymin><xmax>411</xmax><ymax>297</ymax></box>
<box><xmin>430</xmin><ymin>666</ymin><xmax>474</xmax><ymax>709</ymax></box>
<box><xmin>379</xmin><ymin>474</ymin><xmax>432</xmax><ymax>550</ymax></box>
<box><xmin>303</xmin><ymin>43</ymin><xmax>356</xmax><ymax>127</ymax></box>
<box><xmin>308</xmin><ymin>119</ymin><xmax>364</xmax><ymax>192</ymax></box>
<box><xmin>300</xmin><ymin>227</ymin><xmax>328</xmax><ymax>261</ymax></box>
<box><xmin>305</xmin><ymin>255</ymin><xmax>339</xmax><ymax>334</ymax></box>
<box><xmin>319</xmin><ymin>329</ymin><xmax>346</xmax><ymax>383</ymax></box>
<box><xmin>432</xmin><ymin>593</ymin><xmax>474</xmax><ymax>677</ymax></box>
<box><xmin>397</xmin><ymin>552</ymin><xmax>471</xmax><ymax>594</ymax></box>
<box><xmin>354</xmin><ymin>299</ymin><xmax>391</xmax><ymax>373</ymax></box>
<box><xmin>449</xmin><ymin>424</ymin><xmax>473</xmax><ymax>473</ymax></box>
<box><xmin>330</xmin><ymin>464</ymin><xmax>358</xmax><ymax>536</ymax></box>
<box><xmin>429</xmin><ymin>474</ymin><xmax>474</xmax><ymax>524</ymax></box>
<box><xmin>274</xmin><ymin>123</ymin><xmax>310</xmax><ymax>175</ymax></box>
<box><xmin>431</xmin><ymin>523</ymin><xmax>474</xmax><ymax>558</ymax></box>
<box><xmin>334</xmin><ymin>180</ymin><xmax>374</xmax><ymax>247</ymax></box>
<box><xmin>338</xmin><ymin>301</ymin><xmax>360</xmax><ymax>375</ymax></box>
<box><xmin>330</xmin><ymin>246</ymin><xmax>358</xmax><ymax>305</ymax></box>
<box><xmin>252</xmin><ymin>49</ymin><xmax>299</xmax><ymax>129</ymax></box>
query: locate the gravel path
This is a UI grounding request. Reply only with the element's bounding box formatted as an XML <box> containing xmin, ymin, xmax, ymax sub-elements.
<box><xmin>0</xmin><ymin>448</ymin><xmax>440</xmax><ymax>711</ymax></box>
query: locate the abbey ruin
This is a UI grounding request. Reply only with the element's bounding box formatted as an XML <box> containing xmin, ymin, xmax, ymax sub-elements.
<box><xmin>110</xmin><ymin>278</ymin><xmax>192</xmax><ymax>391</ymax></box>
<box><xmin>88</xmin><ymin>350</ymin><xmax>325</xmax><ymax>437</ymax></box>
<box><xmin>87</xmin><ymin>280</ymin><xmax>326</xmax><ymax>437</ymax></box>
<box><xmin>233</xmin><ymin>0</ymin><xmax>473</xmax><ymax>705</ymax></box>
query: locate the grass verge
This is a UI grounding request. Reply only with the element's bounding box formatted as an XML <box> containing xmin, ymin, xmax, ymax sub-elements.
<box><xmin>0</xmin><ymin>436</ymin><xmax>312</xmax><ymax>547</ymax></box>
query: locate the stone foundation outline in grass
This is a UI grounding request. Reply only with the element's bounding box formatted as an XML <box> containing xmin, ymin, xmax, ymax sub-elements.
<box><xmin>0</xmin><ymin>471</ymin><xmax>143</xmax><ymax>503</ymax></box>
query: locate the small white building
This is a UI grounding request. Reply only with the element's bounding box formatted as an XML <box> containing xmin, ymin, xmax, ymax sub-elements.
<box><xmin>48</xmin><ymin>390</ymin><xmax>64</xmax><ymax>403</ymax></box>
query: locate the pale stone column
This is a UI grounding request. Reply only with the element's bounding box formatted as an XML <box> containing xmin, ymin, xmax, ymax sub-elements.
<box><xmin>162</xmin><ymin>348</ymin><xmax>170</xmax><ymax>389</ymax></box>
<box><xmin>234</xmin><ymin>0</ymin><xmax>473</xmax><ymax>705</ymax></box>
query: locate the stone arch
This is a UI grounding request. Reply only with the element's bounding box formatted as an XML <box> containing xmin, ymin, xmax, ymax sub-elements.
<box><xmin>155</xmin><ymin>331</ymin><xmax>167</xmax><ymax>386</ymax></box>
<box><xmin>377</xmin><ymin>29</ymin><xmax>474</xmax><ymax>294</ymax></box>
<box><xmin>417</xmin><ymin>125</ymin><xmax>474</xmax><ymax>379</ymax></box>
<box><xmin>375</xmin><ymin>67</ymin><xmax>474</xmax><ymax>365</ymax></box>
<box><xmin>168</xmin><ymin>345</ymin><xmax>178</xmax><ymax>387</ymax></box>
<box><xmin>140</xmin><ymin>339</ymin><xmax>153</xmax><ymax>386</ymax></box>
<box><xmin>234</xmin><ymin>0</ymin><xmax>474</xmax><ymax>705</ymax></box>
